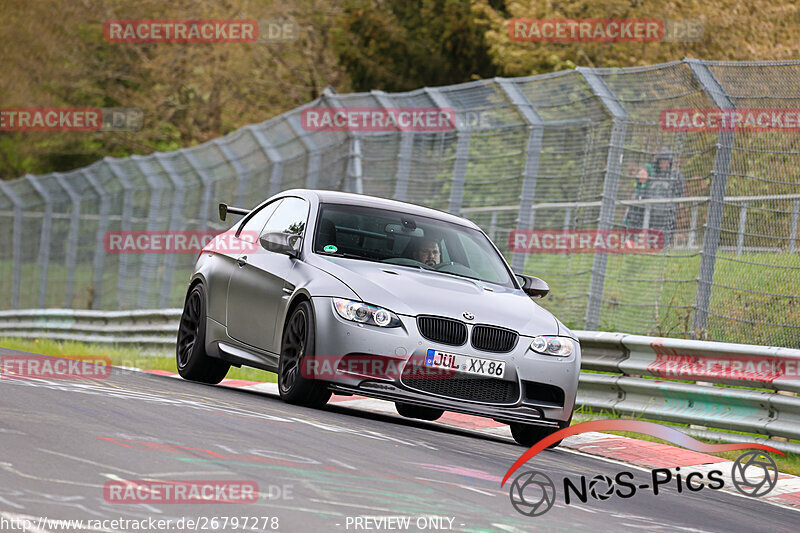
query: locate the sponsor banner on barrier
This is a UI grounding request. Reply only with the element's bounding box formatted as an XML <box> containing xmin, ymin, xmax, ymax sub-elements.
<box><xmin>103</xmin><ymin>480</ymin><xmax>258</xmax><ymax>504</ymax></box>
<box><xmin>300</xmin><ymin>108</ymin><xmax>457</xmax><ymax>132</ymax></box>
<box><xmin>509</xmin><ymin>19</ymin><xmax>664</xmax><ymax>42</ymax></box>
<box><xmin>509</xmin><ymin>229</ymin><xmax>664</xmax><ymax>254</ymax></box>
<box><xmin>0</xmin><ymin>108</ymin><xmax>143</xmax><ymax>132</ymax></box>
<box><xmin>0</xmin><ymin>355</ymin><xmax>111</xmax><ymax>380</ymax></box>
<box><xmin>103</xmin><ymin>230</ymin><xmax>260</xmax><ymax>254</ymax></box>
<box><xmin>660</xmin><ymin>108</ymin><xmax>800</xmax><ymax>132</ymax></box>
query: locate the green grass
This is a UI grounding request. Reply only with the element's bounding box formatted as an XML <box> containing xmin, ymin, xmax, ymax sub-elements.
<box><xmin>520</xmin><ymin>250</ymin><xmax>800</xmax><ymax>348</ymax></box>
<box><xmin>0</xmin><ymin>337</ymin><xmax>277</xmax><ymax>383</ymax></box>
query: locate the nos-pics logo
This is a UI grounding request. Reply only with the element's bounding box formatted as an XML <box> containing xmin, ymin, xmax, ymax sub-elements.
<box><xmin>502</xmin><ymin>420</ymin><xmax>782</xmax><ymax>517</ymax></box>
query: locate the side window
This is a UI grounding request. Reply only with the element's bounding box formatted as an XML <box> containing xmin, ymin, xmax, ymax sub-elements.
<box><xmin>261</xmin><ymin>197</ymin><xmax>309</xmax><ymax>237</ymax></box>
<box><xmin>237</xmin><ymin>200</ymin><xmax>282</xmax><ymax>243</ymax></box>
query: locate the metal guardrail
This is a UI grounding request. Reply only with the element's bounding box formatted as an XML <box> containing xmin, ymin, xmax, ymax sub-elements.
<box><xmin>1</xmin><ymin>309</ymin><xmax>799</xmax><ymax>453</ymax></box>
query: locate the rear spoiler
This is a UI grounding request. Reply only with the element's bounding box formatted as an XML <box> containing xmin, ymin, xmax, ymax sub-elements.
<box><xmin>219</xmin><ymin>203</ymin><xmax>250</xmax><ymax>221</ymax></box>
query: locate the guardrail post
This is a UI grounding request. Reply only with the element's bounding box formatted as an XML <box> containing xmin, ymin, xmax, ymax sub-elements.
<box><xmin>245</xmin><ymin>125</ymin><xmax>285</xmax><ymax>197</ymax></box>
<box><xmin>81</xmin><ymin>170</ymin><xmax>112</xmax><ymax>309</ymax></box>
<box><xmin>104</xmin><ymin>158</ymin><xmax>136</xmax><ymax>309</ymax></box>
<box><xmin>0</xmin><ymin>181</ymin><xmax>24</xmax><ymax>309</ymax></box>
<box><xmin>425</xmin><ymin>87</ymin><xmax>469</xmax><ymax>216</ymax></box>
<box><xmin>790</xmin><ymin>199</ymin><xmax>799</xmax><ymax>253</ymax></box>
<box><xmin>154</xmin><ymin>153</ymin><xmax>187</xmax><ymax>308</ymax></box>
<box><xmin>53</xmin><ymin>173</ymin><xmax>81</xmax><ymax>307</ymax></box>
<box><xmin>498</xmin><ymin>78</ymin><xmax>545</xmax><ymax>273</ymax></box>
<box><xmin>686</xmin><ymin>58</ymin><xmax>735</xmax><ymax>337</ymax></box>
<box><xmin>24</xmin><ymin>174</ymin><xmax>52</xmax><ymax>308</ymax></box>
<box><xmin>578</xmin><ymin>67</ymin><xmax>628</xmax><ymax>330</ymax></box>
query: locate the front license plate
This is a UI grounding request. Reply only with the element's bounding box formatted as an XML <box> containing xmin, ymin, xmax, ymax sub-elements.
<box><xmin>424</xmin><ymin>349</ymin><xmax>505</xmax><ymax>378</ymax></box>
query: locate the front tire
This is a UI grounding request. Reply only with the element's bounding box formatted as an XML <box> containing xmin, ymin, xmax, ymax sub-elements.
<box><xmin>395</xmin><ymin>402</ymin><xmax>444</xmax><ymax>421</ymax></box>
<box><xmin>278</xmin><ymin>301</ymin><xmax>331</xmax><ymax>408</ymax></box>
<box><xmin>176</xmin><ymin>283</ymin><xmax>230</xmax><ymax>384</ymax></box>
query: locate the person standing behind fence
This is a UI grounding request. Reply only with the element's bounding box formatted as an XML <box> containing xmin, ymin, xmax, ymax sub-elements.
<box><xmin>648</xmin><ymin>148</ymin><xmax>686</xmax><ymax>246</ymax></box>
<box><xmin>623</xmin><ymin>164</ymin><xmax>654</xmax><ymax>229</ymax></box>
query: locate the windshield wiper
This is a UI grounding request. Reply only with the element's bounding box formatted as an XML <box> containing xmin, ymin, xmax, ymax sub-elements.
<box><xmin>322</xmin><ymin>252</ymin><xmax>384</xmax><ymax>265</ymax></box>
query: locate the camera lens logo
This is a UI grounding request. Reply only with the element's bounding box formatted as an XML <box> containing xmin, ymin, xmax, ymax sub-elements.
<box><xmin>508</xmin><ymin>470</ymin><xmax>556</xmax><ymax>516</ymax></box>
<box><xmin>731</xmin><ymin>451</ymin><xmax>778</xmax><ymax>497</ymax></box>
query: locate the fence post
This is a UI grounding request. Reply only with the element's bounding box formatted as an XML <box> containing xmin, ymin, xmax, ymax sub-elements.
<box><xmin>371</xmin><ymin>91</ymin><xmax>414</xmax><ymax>201</ymax></box>
<box><xmin>131</xmin><ymin>156</ymin><xmax>166</xmax><ymax>309</ymax></box>
<box><xmin>689</xmin><ymin>202</ymin><xmax>699</xmax><ymax>248</ymax></box>
<box><xmin>53</xmin><ymin>173</ymin><xmax>81</xmax><ymax>307</ymax></box>
<box><xmin>154</xmin><ymin>153</ymin><xmax>187</xmax><ymax>308</ymax></box>
<box><xmin>214</xmin><ymin>138</ymin><xmax>250</xmax><ymax>207</ymax></box>
<box><xmin>686</xmin><ymin>58</ymin><xmax>735</xmax><ymax>337</ymax></box>
<box><xmin>789</xmin><ymin>199</ymin><xmax>799</xmax><ymax>253</ymax></box>
<box><xmin>286</xmin><ymin>110</ymin><xmax>321</xmax><ymax>189</ymax></box>
<box><xmin>24</xmin><ymin>174</ymin><xmax>52</xmax><ymax>308</ymax></box>
<box><xmin>736</xmin><ymin>202</ymin><xmax>748</xmax><ymax>256</ymax></box>
<box><xmin>425</xmin><ymin>87</ymin><xmax>469</xmax><ymax>216</ymax></box>
<box><xmin>182</xmin><ymin>151</ymin><xmax>215</xmax><ymax>230</ymax></box>
<box><xmin>81</xmin><ymin>170</ymin><xmax>111</xmax><ymax>309</ymax></box>
<box><xmin>0</xmin><ymin>181</ymin><xmax>24</xmax><ymax>309</ymax></box>
<box><xmin>245</xmin><ymin>125</ymin><xmax>285</xmax><ymax>197</ymax></box>
<box><xmin>104</xmin><ymin>158</ymin><xmax>136</xmax><ymax>309</ymax></box>
<box><xmin>578</xmin><ymin>67</ymin><xmax>628</xmax><ymax>330</ymax></box>
<box><xmin>497</xmin><ymin>78</ymin><xmax>545</xmax><ymax>274</ymax></box>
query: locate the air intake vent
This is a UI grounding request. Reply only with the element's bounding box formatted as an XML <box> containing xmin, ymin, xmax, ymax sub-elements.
<box><xmin>471</xmin><ymin>325</ymin><xmax>518</xmax><ymax>353</ymax></box>
<box><xmin>417</xmin><ymin>316</ymin><xmax>467</xmax><ymax>346</ymax></box>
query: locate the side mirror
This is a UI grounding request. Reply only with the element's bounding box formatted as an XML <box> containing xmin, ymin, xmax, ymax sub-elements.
<box><xmin>516</xmin><ymin>273</ymin><xmax>549</xmax><ymax>298</ymax></box>
<box><xmin>260</xmin><ymin>232</ymin><xmax>302</xmax><ymax>257</ymax></box>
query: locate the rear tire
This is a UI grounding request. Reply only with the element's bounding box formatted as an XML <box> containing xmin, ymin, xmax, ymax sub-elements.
<box><xmin>395</xmin><ymin>402</ymin><xmax>444</xmax><ymax>421</ymax></box>
<box><xmin>278</xmin><ymin>301</ymin><xmax>331</xmax><ymax>408</ymax></box>
<box><xmin>510</xmin><ymin>416</ymin><xmax>571</xmax><ymax>448</ymax></box>
<box><xmin>176</xmin><ymin>283</ymin><xmax>230</xmax><ymax>384</ymax></box>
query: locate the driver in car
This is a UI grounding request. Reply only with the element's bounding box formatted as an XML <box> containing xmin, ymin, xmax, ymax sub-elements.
<box><xmin>410</xmin><ymin>238</ymin><xmax>441</xmax><ymax>267</ymax></box>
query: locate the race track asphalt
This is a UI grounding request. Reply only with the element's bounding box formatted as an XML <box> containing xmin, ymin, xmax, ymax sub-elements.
<box><xmin>0</xmin><ymin>347</ymin><xmax>797</xmax><ymax>533</ymax></box>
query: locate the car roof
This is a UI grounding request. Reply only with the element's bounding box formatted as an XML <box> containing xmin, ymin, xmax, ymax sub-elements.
<box><xmin>281</xmin><ymin>189</ymin><xmax>481</xmax><ymax>230</ymax></box>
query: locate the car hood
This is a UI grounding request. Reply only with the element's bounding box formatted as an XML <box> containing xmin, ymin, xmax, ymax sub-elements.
<box><xmin>308</xmin><ymin>255</ymin><xmax>559</xmax><ymax>336</ymax></box>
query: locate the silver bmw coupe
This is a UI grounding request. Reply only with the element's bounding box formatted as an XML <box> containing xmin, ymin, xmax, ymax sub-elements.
<box><xmin>176</xmin><ymin>189</ymin><xmax>580</xmax><ymax>446</ymax></box>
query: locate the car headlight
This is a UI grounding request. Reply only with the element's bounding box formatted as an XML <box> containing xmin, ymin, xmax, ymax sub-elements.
<box><xmin>332</xmin><ymin>298</ymin><xmax>401</xmax><ymax>328</ymax></box>
<box><xmin>530</xmin><ymin>336</ymin><xmax>576</xmax><ymax>357</ymax></box>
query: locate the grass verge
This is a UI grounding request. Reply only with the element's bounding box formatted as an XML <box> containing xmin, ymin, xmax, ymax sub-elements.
<box><xmin>0</xmin><ymin>337</ymin><xmax>277</xmax><ymax>383</ymax></box>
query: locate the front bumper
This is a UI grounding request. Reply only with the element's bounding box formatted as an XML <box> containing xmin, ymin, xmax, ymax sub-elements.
<box><xmin>311</xmin><ymin>297</ymin><xmax>579</xmax><ymax>426</ymax></box>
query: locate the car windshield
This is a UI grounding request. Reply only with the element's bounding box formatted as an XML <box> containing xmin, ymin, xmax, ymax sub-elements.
<box><xmin>313</xmin><ymin>203</ymin><xmax>515</xmax><ymax>288</ymax></box>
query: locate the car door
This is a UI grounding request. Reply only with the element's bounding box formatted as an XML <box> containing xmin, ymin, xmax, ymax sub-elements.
<box><xmin>226</xmin><ymin>196</ymin><xmax>309</xmax><ymax>353</ymax></box>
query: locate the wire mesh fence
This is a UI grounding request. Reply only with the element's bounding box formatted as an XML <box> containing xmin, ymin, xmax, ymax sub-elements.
<box><xmin>1</xmin><ymin>58</ymin><xmax>799</xmax><ymax>347</ymax></box>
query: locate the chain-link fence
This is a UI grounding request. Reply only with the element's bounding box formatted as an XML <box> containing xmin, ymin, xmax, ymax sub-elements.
<box><xmin>1</xmin><ymin>58</ymin><xmax>799</xmax><ymax>347</ymax></box>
